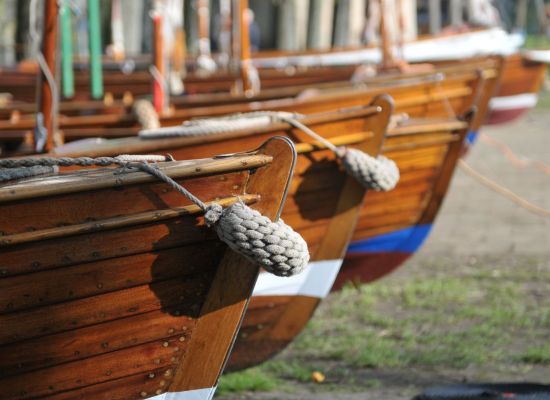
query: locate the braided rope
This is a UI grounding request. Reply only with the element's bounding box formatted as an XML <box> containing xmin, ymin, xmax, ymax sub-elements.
<box><xmin>139</xmin><ymin>111</ymin><xmax>298</xmax><ymax>138</ymax></box>
<box><xmin>132</xmin><ymin>100</ymin><xmax>161</xmax><ymax>130</ymax></box>
<box><xmin>0</xmin><ymin>155</ymin><xmax>309</xmax><ymax>276</ymax></box>
<box><xmin>0</xmin><ymin>155</ymin><xmax>169</xmax><ymax>169</ymax></box>
<box><xmin>274</xmin><ymin>115</ymin><xmax>400</xmax><ymax>192</ymax></box>
<box><xmin>138</xmin><ymin>110</ymin><xmax>400</xmax><ymax>191</ymax></box>
<box><xmin>0</xmin><ymin>165</ymin><xmax>58</xmax><ymax>183</ymax></box>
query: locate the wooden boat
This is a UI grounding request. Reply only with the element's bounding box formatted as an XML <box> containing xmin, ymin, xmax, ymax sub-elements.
<box><xmin>0</xmin><ymin>56</ymin><xmax>500</xmax><ymax>153</ymax></box>
<box><xmin>0</xmin><ymin>136</ymin><xmax>298</xmax><ymax>399</ymax></box>
<box><xmin>49</xmin><ymin>98</ymin><xmax>394</xmax><ymax>372</ymax></box>
<box><xmin>485</xmin><ymin>51</ymin><xmax>549</xmax><ymax>125</ymax></box>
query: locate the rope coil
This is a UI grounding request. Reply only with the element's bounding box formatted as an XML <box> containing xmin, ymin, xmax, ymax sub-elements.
<box><xmin>0</xmin><ymin>155</ymin><xmax>310</xmax><ymax>276</ymax></box>
<box><xmin>138</xmin><ymin>111</ymin><xmax>400</xmax><ymax>191</ymax></box>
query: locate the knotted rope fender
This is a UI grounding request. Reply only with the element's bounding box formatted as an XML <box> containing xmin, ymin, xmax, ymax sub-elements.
<box><xmin>0</xmin><ymin>155</ymin><xmax>309</xmax><ymax>277</ymax></box>
<box><xmin>132</xmin><ymin>99</ymin><xmax>160</xmax><ymax>130</ymax></box>
<box><xmin>275</xmin><ymin>114</ymin><xmax>400</xmax><ymax>192</ymax></box>
<box><xmin>137</xmin><ymin>111</ymin><xmax>400</xmax><ymax>190</ymax></box>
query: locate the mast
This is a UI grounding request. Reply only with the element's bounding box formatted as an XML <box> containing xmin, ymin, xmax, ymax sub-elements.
<box><xmin>379</xmin><ymin>0</ymin><xmax>398</xmax><ymax>71</ymax></box>
<box><xmin>239</xmin><ymin>0</ymin><xmax>254</xmax><ymax>95</ymax></box>
<box><xmin>218</xmin><ymin>0</ymin><xmax>232</xmax><ymax>69</ymax></box>
<box><xmin>197</xmin><ymin>0</ymin><xmax>211</xmax><ymax>59</ymax></box>
<box><xmin>37</xmin><ymin>0</ymin><xmax>58</xmax><ymax>152</ymax></box>
<box><xmin>88</xmin><ymin>0</ymin><xmax>104</xmax><ymax>99</ymax></box>
<box><xmin>152</xmin><ymin>0</ymin><xmax>166</xmax><ymax>113</ymax></box>
<box><xmin>60</xmin><ymin>1</ymin><xmax>74</xmax><ymax>99</ymax></box>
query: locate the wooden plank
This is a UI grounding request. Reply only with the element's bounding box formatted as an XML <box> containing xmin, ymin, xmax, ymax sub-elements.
<box><xmin>0</xmin><ymin>244</ymin><xmax>224</xmax><ymax>314</ymax></box>
<box><xmin>0</xmin><ymin>337</ymin><xmax>183</xmax><ymax>399</ymax></box>
<box><xmin>0</xmin><ymin>308</ymin><xmax>196</xmax><ymax>377</ymax></box>
<box><xmin>0</xmin><ymin>273</ymin><xmax>211</xmax><ymax>345</ymax></box>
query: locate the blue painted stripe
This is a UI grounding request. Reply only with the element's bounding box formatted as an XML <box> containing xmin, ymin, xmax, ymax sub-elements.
<box><xmin>348</xmin><ymin>224</ymin><xmax>433</xmax><ymax>254</ymax></box>
<box><xmin>465</xmin><ymin>130</ymin><xmax>478</xmax><ymax>145</ymax></box>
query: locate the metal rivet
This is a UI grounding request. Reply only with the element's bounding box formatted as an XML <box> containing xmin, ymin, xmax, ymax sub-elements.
<box><xmin>164</xmin><ymin>369</ymin><xmax>172</xmax><ymax>377</ymax></box>
<box><xmin>179</xmin><ymin>336</ymin><xmax>185</xmax><ymax>342</ymax></box>
<box><xmin>162</xmin><ymin>341</ymin><xmax>169</xmax><ymax>347</ymax></box>
<box><xmin>168</xmin><ymin>328</ymin><xmax>175</xmax><ymax>334</ymax></box>
<box><xmin>140</xmin><ymin>392</ymin><xmax>147</xmax><ymax>397</ymax></box>
<box><xmin>159</xmin><ymin>380</ymin><xmax>166</xmax><ymax>386</ymax></box>
<box><xmin>148</xmin><ymin>373</ymin><xmax>155</xmax><ymax>379</ymax></box>
<box><xmin>156</xmin><ymin>389</ymin><xmax>163</xmax><ymax>395</ymax></box>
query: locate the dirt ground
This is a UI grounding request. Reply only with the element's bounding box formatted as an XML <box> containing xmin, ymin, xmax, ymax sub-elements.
<box><xmin>217</xmin><ymin>105</ymin><xmax>550</xmax><ymax>399</ymax></box>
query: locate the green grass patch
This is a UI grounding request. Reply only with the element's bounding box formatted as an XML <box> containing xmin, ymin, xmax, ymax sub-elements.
<box><xmin>282</xmin><ymin>256</ymin><xmax>549</xmax><ymax>372</ymax></box>
<box><xmin>519</xmin><ymin>343</ymin><xmax>550</xmax><ymax>365</ymax></box>
<box><xmin>523</xmin><ymin>35</ymin><xmax>550</xmax><ymax>50</ymax></box>
<box><xmin>217</xmin><ymin>368</ymin><xmax>279</xmax><ymax>395</ymax></box>
<box><xmin>217</xmin><ymin>256</ymin><xmax>549</xmax><ymax>397</ymax></box>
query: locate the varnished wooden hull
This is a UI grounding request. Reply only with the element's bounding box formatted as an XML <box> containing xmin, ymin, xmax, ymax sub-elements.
<box><xmin>0</xmin><ymin>138</ymin><xmax>296</xmax><ymax>399</ymax></box>
<box><xmin>485</xmin><ymin>53</ymin><xmax>548</xmax><ymax>126</ymax></box>
<box><xmin>50</xmin><ymin>102</ymin><xmax>392</xmax><ymax>374</ymax></box>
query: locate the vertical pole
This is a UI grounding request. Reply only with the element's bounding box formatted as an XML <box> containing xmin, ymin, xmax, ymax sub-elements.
<box><xmin>278</xmin><ymin>0</ymin><xmax>310</xmax><ymax>51</ymax></box>
<box><xmin>450</xmin><ymin>0</ymin><xmax>463</xmax><ymax>27</ymax></box>
<box><xmin>238</xmin><ymin>0</ymin><xmax>259</xmax><ymax>95</ymax></box>
<box><xmin>171</xmin><ymin>0</ymin><xmax>186</xmax><ymax>92</ymax></box>
<box><xmin>515</xmin><ymin>0</ymin><xmax>528</xmax><ymax>32</ymax></box>
<box><xmin>379</xmin><ymin>0</ymin><xmax>396</xmax><ymax>70</ymax></box>
<box><xmin>38</xmin><ymin>0</ymin><xmax>58</xmax><ymax>152</ymax></box>
<box><xmin>88</xmin><ymin>0</ymin><xmax>103</xmax><ymax>99</ymax></box>
<box><xmin>121</xmin><ymin>0</ymin><xmax>144</xmax><ymax>55</ymax></box>
<box><xmin>239</xmin><ymin>0</ymin><xmax>251</xmax><ymax>92</ymax></box>
<box><xmin>349</xmin><ymin>0</ymin><xmax>366</xmax><ymax>47</ymax></box>
<box><xmin>111</xmin><ymin>0</ymin><xmax>125</xmax><ymax>60</ymax></box>
<box><xmin>308</xmin><ymin>0</ymin><xmax>335</xmax><ymax>50</ymax></box>
<box><xmin>428</xmin><ymin>0</ymin><xmax>441</xmax><ymax>34</ymax></box>
<box><xmin>60</xmin><ymin>2</ymin><xmax>74</xmax><ymax>98</ymax></box>
<box><xmin>218</xmin><ymin>0</ymin><xmax>232</xmax><ymax>68</ymax></box>
<box><xmin>197</xmin><ymin>0</ymin><xmax>211</xmax><ymax>57</ymax></box>
<box><xmin>152</xmin><ymin>0</ymin><xmax>165</xmax><ymax>113</ymax></box>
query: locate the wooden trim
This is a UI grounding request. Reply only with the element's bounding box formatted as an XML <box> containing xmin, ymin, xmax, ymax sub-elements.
<box><xmin>0</xmin><ymin>155</ymin><xmax>272</xmax><ymax>203</ymax></box>
<box><xmin>0</xmin><ymin>195</ymin><xmax>259</xmax><ymax>247</ymax></box>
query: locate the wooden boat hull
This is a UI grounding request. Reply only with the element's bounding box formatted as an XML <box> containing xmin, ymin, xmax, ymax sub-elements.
<box><xmin>51</xmin><ymin>101</ymin><xmax>392</xmax><ymax>373</ymax></box>
<box><xmin>485</xmin><ymin>53</ymin><xmax>548</xmax><ymax>126</ymax></box>
<box><xmin>0</xmin><ymin>138</ymin><xmax>296</xmax><ymax>399</ymax></box>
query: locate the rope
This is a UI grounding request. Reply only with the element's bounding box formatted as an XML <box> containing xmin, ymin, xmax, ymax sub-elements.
<box><xmin>139</xmin><ymin>111</ymin><xmax>400</xmax><ymax>191</ymax></box>
<box><xmin>459</xmin><ymin>159</ymin><xmax>550</xmax><ymax>218</ymax></box>
<box><xmin>0</xmin><ymin>155</ymin><xmax>169</xmax><ymax>169</ymax></box>
<box><xmin>0</xmin><ymin>165</ymin><xmax>58</xmax><ymax>182</ymax></box>
<box><xmin>275</xmin><ymin>115</ymin><xmax>400</xmax><ymax>191</ymax></box>
<box><xmin>0</xmin><ymin>155</ymin><xmax>310</xmax><ymax>276</ymax></box>
<box><xmin>479</xmin><ymin>133</ymin><xmax>550</xmax><ymax>176</ymax></box>
<box><xmin>139</xmin><ymin>111</ymin><xmax>297</xmax><ymax>138</ymax></box>
<box><xmin>132</xmin><ymin>100</ymin><xmax>161</xmax><ymax>130</ymax></box>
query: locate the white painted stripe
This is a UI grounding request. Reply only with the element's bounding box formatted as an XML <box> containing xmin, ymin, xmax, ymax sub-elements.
<box><xmin>148</xmin><ymin>387</ymin><xmax>217</xmax><ymax>400</ymax></box>
<box><xmin>252</xmin><ymin>259</ymin><xmax>343</xmax><ymax>299</ymax></box>
<box><xmin>521</xmin><ymin>49</ymin><xmax>550</xmax><ymax>64</ymax></box>
<box><xmin>489</xmin><ymin>93</ymin><xmax>538</xmax><ymax>111</ymax></box>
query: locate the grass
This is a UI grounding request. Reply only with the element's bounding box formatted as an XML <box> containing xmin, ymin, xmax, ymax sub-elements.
<box><xmin>217</xmin><ymin>254</ymin><xmax>550</xmax><ymax>396</ymax></box>
<box><xmin>523</xmin><ymin>34</ymin><xmax>550</xmax><ymax>50</ymax></box>
<box><xmin>217</xmin><ymin>368</ymin><xmax>279</xmax><ymax>396</ymax></box>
